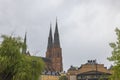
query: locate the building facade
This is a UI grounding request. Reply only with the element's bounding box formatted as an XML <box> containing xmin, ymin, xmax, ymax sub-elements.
<box><xmin>40</xmin><ymin>75</ymin><xmax>59</xmax><ymax>80</ymax></box>
<box><xmin>67</xmin><ymin>60</ymin><xmax>112</xmax><ymax>80</ymax></box>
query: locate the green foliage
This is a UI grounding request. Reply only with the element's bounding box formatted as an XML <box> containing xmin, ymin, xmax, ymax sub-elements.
<box><xmin>59</xmin><ymin>75</ymin><xmax>68</xmax><ymax>80</ymax></box>
<box><xmin>109</xmin><ymin>65</ymin><xmax>120</xmax><ymax>80</ymax></box>
<box><xmin>108</xmin><ymin>28</ymin><xmax>120</xmax><ymax>80</ymax></box>
<box><xmin>0</xmin><ymin>35</ymin><xmax>44</xmax><ymax>80</ymax></box>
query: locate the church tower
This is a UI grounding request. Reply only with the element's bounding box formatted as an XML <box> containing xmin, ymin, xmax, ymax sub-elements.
<box><xmin>46</xmin><ymin>24</ymin><xmax>53</xmax><ymax>58</ymax></box>
<box><xmin>46</xmin><ymin>20</ymin><xmax>63</xmax><ymax>72</ymax></box>
<box><xmin>52</xmin><ymin>20</ymin><xmax>63</xmax><ymax>72</ymax></box>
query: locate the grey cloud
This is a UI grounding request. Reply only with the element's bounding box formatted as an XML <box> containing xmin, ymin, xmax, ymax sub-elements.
<box><xmin>0</xmin><ymin>0</ymin><xmax>119</xmax><ymax>71</ymax></box>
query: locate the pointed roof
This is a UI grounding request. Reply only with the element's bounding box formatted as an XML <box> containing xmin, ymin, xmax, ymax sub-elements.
<box><xmin>54</xmin><ymin>19</ymin><xmax>60</xmax><ymax>48</ymax></box>
<box><xmin>24</xmin><ymin>32</ymin><xmax>27</xmax><ymax>44</ymax></box>
<box><xmin>47</xmin><ymin>23</ymin><xmax>53</xmax><ymax>49</ymax></box>
<box><xmin>55</xmin><ymin>18</ymin><xmax>58</xmax><ymax>34</ymax></box>
<box><xmin>22</xmin><ymin>32</ymin><xmax>27</xmax><ymax>54</ymax></box>
<box><xmin>49</xmin><ymin>23</ymin><xmax>52</xmax><ymax>39</ymax></box>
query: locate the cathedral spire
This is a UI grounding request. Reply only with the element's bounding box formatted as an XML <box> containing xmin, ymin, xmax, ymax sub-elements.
<box><xmin>22</xmin><ymin>32</ymin><xmax>27</xmax><ymax>54</ymax></box>
<box><xmin>47</xmin><ymin>23</ymin><xmax>53</xmax><ymax>49</ymax></box>
<box><xmin>54</xmin><ymin>19</ymin><xmax>60</xmax><ymax>48</ymax></box>
<box><xmin>46</xmin><ymin>20</ymin><xmax>63</xmax><ymax>72</ymax></box>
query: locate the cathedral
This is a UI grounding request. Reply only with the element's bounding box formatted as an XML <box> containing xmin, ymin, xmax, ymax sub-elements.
<box><xmin>22</xmin><ymin>20</ymin><xmax>63</xmax><ymax>74</ymax></box>
<box><xmin>41</xmin><ymin>20</ymin><xmax>63</xmax><ymax>73</ymax></box>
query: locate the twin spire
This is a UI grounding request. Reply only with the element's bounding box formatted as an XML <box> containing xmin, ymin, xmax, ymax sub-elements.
<box><xmin>22</xmin><ymin>20</ymin><xmax>60</xmax><ymax>54</ymax></box>
<box><xmin>47</xmin><ymin>20</ymin><xmax>60</xmax><ymax>50</ymax></box>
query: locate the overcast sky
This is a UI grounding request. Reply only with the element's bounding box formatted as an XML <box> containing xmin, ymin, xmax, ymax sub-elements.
<box><xmin>0</xmin><ymin>0</ymin><xmax>120</xmax><ymax>71</ymax></box>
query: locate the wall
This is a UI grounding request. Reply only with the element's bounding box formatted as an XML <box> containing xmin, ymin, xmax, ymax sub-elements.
<box><xmin>40</xmin><ymin>75</ymin><xmax>59</xmax><ymax>80</ymax></box>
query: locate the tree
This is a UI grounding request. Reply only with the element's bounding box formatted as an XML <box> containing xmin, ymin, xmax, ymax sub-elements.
<box><xmin>108</xmin><ymin>28</ymin><xmax>120</xmax><ymax>80</ymax></box>
<box><xmin>59</xmin><ymin>75</ymin><xmax>68</xmax><ymax>80</ymax></box>
<box><xmin>0</xmin><ymin>35</ymin><xmax>44</xmax><ymax>80</ymax></box>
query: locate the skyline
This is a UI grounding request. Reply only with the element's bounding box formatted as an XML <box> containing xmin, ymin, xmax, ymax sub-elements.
<box><xmin>0</xmin><ymin>0</ymin><xmax>120</xmax><ymax>71</ymax></box>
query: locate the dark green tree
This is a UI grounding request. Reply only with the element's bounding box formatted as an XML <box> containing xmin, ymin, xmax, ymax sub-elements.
<box><xmin>108</xmin><ymin>28</ymin><xmax>120</xmax><ymax>80</ymax></box>
<box><xmin>0</xmin><ymin>35</ymin><xmax>44</xmax><ymax>80</ymax></box>
<box><xmin>59</xmin><ymin>75</ymin><xmax>68</xmax><ymax>80</ymax></box>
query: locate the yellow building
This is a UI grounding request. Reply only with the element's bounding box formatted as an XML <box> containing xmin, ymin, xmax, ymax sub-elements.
<box><xmin>40</xmin><ymin>75</ymin><xmax>59</xmax><ymax>80</ymax></box>
<box><xmin>67</xmin><ymin>60</ymin><xmax>112</xmax><ymax>80</ymax></box>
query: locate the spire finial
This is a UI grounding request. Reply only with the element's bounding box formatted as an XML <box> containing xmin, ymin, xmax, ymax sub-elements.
<box><xmin>56</xmin><ymin>17</ymin><xmax>58</xmax><ymax>28</ymax></box>
<box><xmin>56</xmin><ymin>17</ymin><xmax>57</xmax><ymax>22</ymax></box>
<box><xmin>50</xmin><ymin>22</ymin><xmax>52</xmax><ymax>31</ymax></box>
